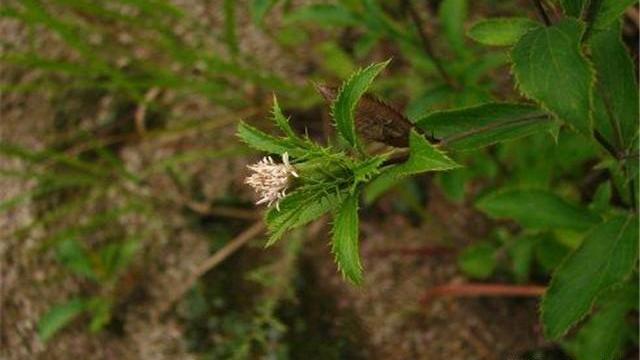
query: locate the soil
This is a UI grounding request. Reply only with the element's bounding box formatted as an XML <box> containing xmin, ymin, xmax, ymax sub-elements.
<box><xmin>1</xmin><ymin>1</ymin><xmax>568</xmax><ymax>359</ymax></box>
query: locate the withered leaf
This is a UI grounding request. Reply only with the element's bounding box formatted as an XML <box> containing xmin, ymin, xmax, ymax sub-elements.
<box><xmin>314</xmin><ymin>83</ymin><xmax>419</xmax><ymax>148</ymax></box>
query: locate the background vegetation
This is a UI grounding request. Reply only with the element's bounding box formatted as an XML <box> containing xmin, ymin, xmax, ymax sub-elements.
<box><xmin>1</xmin><ymin>0</ymin><xmax>638</xmax><ymax>359</ymax></box>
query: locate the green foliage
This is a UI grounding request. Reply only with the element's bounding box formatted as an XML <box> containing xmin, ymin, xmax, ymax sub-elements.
<box><xmin>331</xmin><ymin>192</ymin><xmax>362</xmax><ymax>284</ymax></box>
<box><xmin>564</xmin><ymin>285</ymin><xmax>638</xmax><ymax>360</ymax></box>
<box><xmin>589</xmin><ymin>23</ymin><xmax>639</xmax><ymax>152</ymax></box>
<box><xmin>416</xmin><ymin>103</ymin><xmax>553</xmax><ymax>150</ymax></box>
<box><xmin>457</xmin><ymin>243</ymin><xmax>497</xmax><ymax>279</ymax></box>
<box><xmin>542</xmin><ymin>215</ymin><xmax>639</xmax><ymax>339</ymax></box>
<box><xmin>366</xmin><ymin>130</ymin><xmax>460</xmax><ymax>202</ymax></box>
<box><xmin>511</xmin><ymin>19</ymin><xmax>594</xmax><ymax>137</ymax></box>
<box><xmin>476</xmin><ymin>189</ymin><xmax>600</xmax><ymax>231</ymax></box>
<box><xmin>468</xmin><ymin>18</ymin><xmax>540</xmax><ymax>46</ymax></box>
<box><xmin>439</xmin><ymin>0</ymin><xmax>468</xmax><ymax>56</ymax></box>
<box><xmin>332</xmin><ymin>60</ymin><xmax>390</xmax><ymax>150</ymax></box>
<box><xmin>55</xmin><ymin>238</ymin><xmax>97</xmax><ymax>281</ymax></box>
<box><xmin>38</xmin><ymin>298</ymin><xmax>88</xmax><ymax>341</ymax></box>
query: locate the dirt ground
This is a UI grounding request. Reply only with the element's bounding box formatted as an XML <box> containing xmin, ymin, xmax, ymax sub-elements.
<box><xmin>1</xmin><ymin>1</ymin><xmax>566</xmax><ymax>359</ymax></box>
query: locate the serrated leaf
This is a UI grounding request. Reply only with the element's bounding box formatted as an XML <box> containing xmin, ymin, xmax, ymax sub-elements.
<box><xmin>332</xmin><ymin>60</ymin><xmax>390</xmax><ymax>149</ymax></box>
<box><xmin>589</xmin><ymin>24</ymin><xmax>639</xmax><ymax>152</ymax></box>
<box><xmin>331</xmin><ymin>192</ymin><xmax>362</xmax><ymax>285</ymax></box>
<box><xmin>439</xmin><ymin>0</ymin><xmax>468</xmax><ymax>56</ymax></box>
<box><xmin>467</xmin><ymin>18</ymin><xmax>540</xmax><ymax>46</ymax></box>
<box><xmin>271</xmin><ymin>95</ymin><xmax>297</xmax><ymax>139</ymax></box>
<box><xmin>564</xmin><ymin>285</ymin><xmax>637</xmax><ymax>360</ymax></box>
<box><xmin>511</xmin><ymin>19</ymin><xmax>594</xmax><ymax>137</ymax></box>
<box><xmin>237</xmin><ymin>121</ymin><xmax>301</xmax><ymax>156</ymax></box>
<box><xmin>365</xmin><ymin>130</ymin><xmax>459</xmax><ymax>202</ymax></box>
<box><xmin>38</xmin><ymin>298</ymin><xmax>88</xmax><ymax>341</ymax></box>
<box><xmin>476</xmin><ymin>188</ymin><xmax>600</xmax><ymax>231</ymax></box>
<box><xmin>265</xmin><ymin>188</ymin><xmax>344</xmax><ymax>246</ymax></box>
<box><xmin>55</xmin><ymin>238</ymin><xmax>96</xmax><ymax>281</ymax></box>
<box><xmin>416</xmin><ymin>103</ymin><xmax>553</xmax><ymax>150</ymax></box>
<box><xmin>542</xmin><ymin>215</ymin><xmax>639</xmax><ymax>339</ymax></box>
<box><xmin>352</xmin><ymin>154</ymin><xmax>388</xmax><ymax>184</ymax></box>
<box><xmin>458</xmin><ymin>243</ymin><xmax>497</xmax><ymax>280</ymax></box>
<box><xmin>590</xmin><ymin>0</ymin><xmax>637</xmax><ymax>30</ymax></box>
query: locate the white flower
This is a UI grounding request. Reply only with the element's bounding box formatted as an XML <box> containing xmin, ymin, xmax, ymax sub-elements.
<box><xmin>245</xmin><ymin>152</ymin><xmax>298</xmax><ymax>210</ymax></box>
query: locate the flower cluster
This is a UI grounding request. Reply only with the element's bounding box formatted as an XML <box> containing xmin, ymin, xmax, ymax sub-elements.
<box><xmin>245</xmin><ymin>152</ymin><xmax>298</xmax><ymax>210</ymax></box>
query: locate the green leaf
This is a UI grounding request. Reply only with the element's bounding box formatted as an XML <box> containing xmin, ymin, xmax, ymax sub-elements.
<box><xmin>88</xmin><ymin>298</ymin><xmax>112</xmax><ymax>332</ymax></box>
<box><xmin>458</xmin><ymin>243</ymin><xmax>497</xmax><ymax>279</ymax></box>
<box><xmin>249</xmin><ymin>0</ymin><xmax>279</xmax><ymax>25</ymax></box>
<box><xmin>536</xmin><ymin>234</ymin><xmax>571</xmax><ymax>273</ymax></box>
<box><xmin>439</xmin><ymin>0</ymin><xmax>468</xmax><ymax>55</ymax></box>
<box><xmin>589</xmin><ymin>181</ymin><xmax>612</xmax><ymax>213</ymax></box>
<box><xmin>265</xmin><ymin>188</ymin><xmax>345</xmax><ymax>246</ymax></box>
<box><xmin>511</xmin><ymin>19</ymin><xmax>594</xmax><ymax>137</ymax></box>
<box><xmin>223</xmin><ymin>0</ymin><xmax>238</xmax><ymax>55</ymax></box>
<box><xmin>332</xmin><ymin>60</ymin><xmax>390</xmax><ymax>149</ymax></box>
<box><xmin>237</xmin><ymin>121</ymin><xmax>302</xmax><ymax>156</ymax></box>
<box><xmin>467</xmin><ymin>18</ymin><xmax>540</xmax><ymax>46</ymax></box>
<box><xmin>331</xmin><ymin>192</ymin><xmax>362</xmax><ymax>285</ymax></box>
<box><xmin>416</xmin><ymin>103</ymin><xmax>553</xmax><ymax>150</ymax></box>
<box><xmin>560</xmin><ymin>0</ymin><xmax>586</xmax><ymax>17</ymax></box>
<box><xmin>38</xmin><ymin>298</ymin><xmax>88</xmax><ymax>341</ymax></box>
<box><xmin>476</xmin><ymin>189</ymin><xmax>600</xmax><ymax>231</ymax></box>
<box><xmin>284</xmin><ymin>4</ymin><xmax>358</xmax><ymax>27</ymax></box>
<box><xmin>589</xmin><ymin>24</ymin><xmax>639</xmax><ymax>152</ymax></box>
<box><xmin>55</xmin><ymin>238</ymin><xmax>96</xmax><ymax>280</ymax></box>
<box><xmin>99</xmin><ymin>240</ymin><xmax>139</xmax><ymax>280</ymax></box>
<box><xmin>590</xmin><ymin>0</ymin><xmax>637</xmax><ymax>30</ymax></box>
<box><xmin>271</xmin><ymin>95</ymin><xmax>297</xmax><ymax>139</ymax></box>
<box><xmin>366</xmin><ymin>130</ymin><xmax>460</xmax><ymax>202</ymax></box>
<box><xmin>542</xmin><ymin>215</ymin><xmax>639</xmax><ymax>339</ymax></box>
<box><xmin>509</xmin><ymin>236</ymin><xmax>538</xmax><ymax>283</ymax></box>
<box><xmin>564</xmin><ymin>285</ymin><xmax>637</xmax><ymax>360</ymax></box>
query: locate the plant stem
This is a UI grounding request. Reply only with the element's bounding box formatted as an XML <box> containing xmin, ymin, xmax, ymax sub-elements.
<box><xmin>593</xmin><ymin>130</ymin><xmax>620</xmax><ymax>159</ymax></box>
<box><xmin>403</xmin><ymin>0</ymin><xmax>458</xmax><ymax>89</ymax></box>
<box><xmin>421</xmin><ymin>283</ymin><xmax>546</xmax><ymax>305</ymax></box>
<box><xmin>161</xmin><ymin>221</ymin><xmax>265</xmax><ymax>314</ymax></box>
<box><xmin>532</xmin><ymin>0</ymin><xmax>552</xmax><ymax>26</ymax></box>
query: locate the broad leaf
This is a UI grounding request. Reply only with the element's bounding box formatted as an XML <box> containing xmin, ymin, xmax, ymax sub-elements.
<box><xmin>476</xmin><ymin>188</ymin><xmax>600</xmax><ymax>231</ymax></box>
<box><xmin>439</xmin><ymin>0</ymin><xmax>468</xmax><ymax>55</ymax></box>
<box><xmin>589</xmin><ymin>24</ymin><xmax>639</xmax><ymax>152</ymax></box>
<box><xmin>542</xmin><ymin>215</ymin><xmax>639</xmax><ymax>339</ymax></box>
<box><xmin>416</xmin><ymin>103</ymin><xmax>553</xmax><ymax>150</ymax></box>
<box><xmin>366</xmin><ymin>130</ymin><xmax>460</xmax><ymax>201</ymax></box>
<box><xmin>564</xmin><ymin>285</ymin><xmax>637</xmax><ymax>360</ymax></box>
<box><xmin>467</xmin><ymin>18</ymin><xmax>540</xmax><ymax>46</ymax></box>
<box><xmin>590</xmin><ymin>0</ymin><xmax>637</xmax><ymax>30</ymax></box>
<box><xmin>511</xmin><ymin>19</ymin><xmax>594</xmax><ymax>137</ymax></box>
<box><xmin>38</xmin><ymin>298</ymin><xmax>88</xmax><ymax>341</ymax></box>
<box><xmin>331</xmin><ymin>192</ymin><xmax>362</xmax><ymax>284</ymax></box>
<box><xmin>332</xmin><ymin>60</ymin><xmax>390</xmax><ymax>149</ymax></box>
